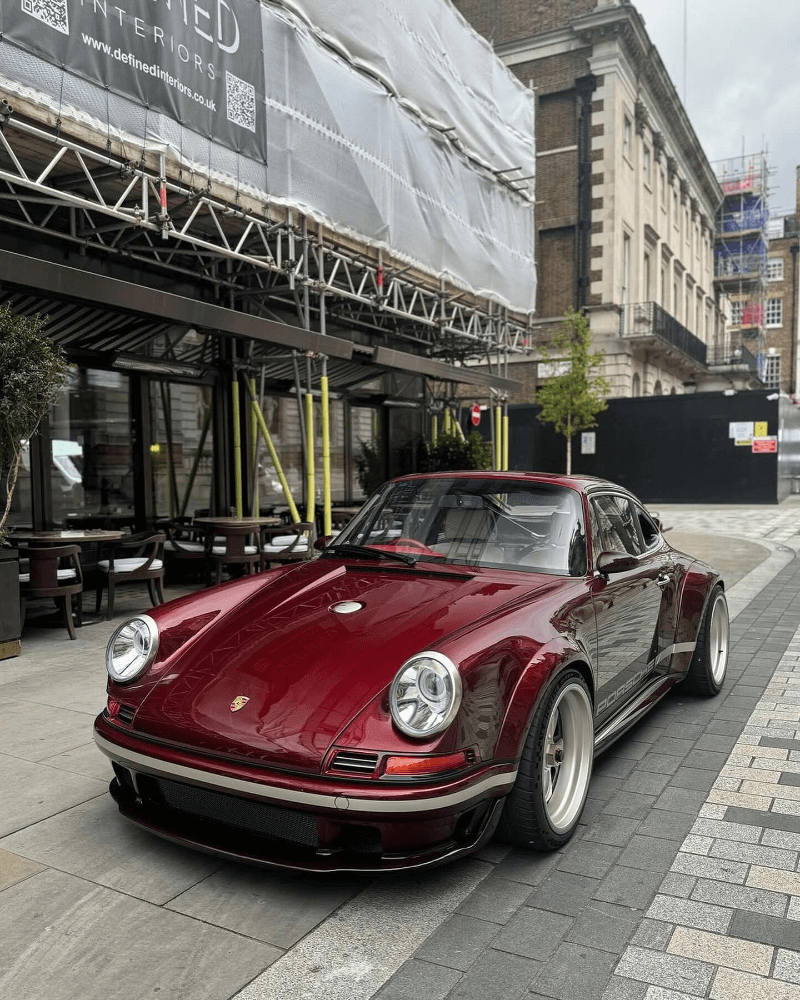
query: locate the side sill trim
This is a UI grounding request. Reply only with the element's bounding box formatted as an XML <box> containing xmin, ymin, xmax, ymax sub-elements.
<box><xmin>594</xmin><ymin>675</ymin><xmax>672</xmax><ymax>751</ymax></box>
<box><xmin>94</xmin><ymin>731</ymin><xmax>516</xmax><ymax>814</ymax></box>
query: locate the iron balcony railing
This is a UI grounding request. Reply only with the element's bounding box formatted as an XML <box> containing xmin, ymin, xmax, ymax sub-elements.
<box><xmin>619</xmin><ymin>302</ymin><xmax>707</xmax><ymax>366</ymax></box>
<box><xmin>707</xmin><ymin>343</ymin><xmax>760</xmax><ymax>373</ymax></box>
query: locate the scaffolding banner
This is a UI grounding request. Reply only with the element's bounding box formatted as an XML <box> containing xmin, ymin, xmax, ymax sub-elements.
<box><xmin>0</xmin><ymin>0</ymin><xmax>535</xmax><ymax>311</ymax></box>
<box><xmin>2</xmin><ymin>0</ymin><xmax>266</xmax><ymax>159</ymax></box>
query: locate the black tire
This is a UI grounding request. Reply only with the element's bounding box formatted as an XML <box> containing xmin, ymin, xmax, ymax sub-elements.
<box><xmin>498</xmin><ymin>669</ymin><xmax>593</xmax><ymax>851</ymax></box>
<box><xmin>685</xmin><ymin>585</ymin><xmax>729</xmax><ymax>697</ymax></box>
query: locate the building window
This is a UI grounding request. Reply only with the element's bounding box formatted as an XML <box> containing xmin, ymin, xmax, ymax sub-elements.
<box><xmin>632</xmin><ymin>372</ymin><xmax>641</xmax><ymax>397</ymax></box>
<box><xmin>673</xmin><ymin>278</ymin><xmax>679</xmax><ymax>318</ymax></box>
<box><xmin>767</xmin><ymin>258</ymin><xmax>784</xmax><ymax>281</ymax></box>
<box><xmin>623</xmin><ymin>116</ymin><xmax>632</xmax><ymax>159</ymax></box>
<box><xmin>622</xmin><ymin>233</ymin><xmax>631</xmax><ymax>305</ymax></box>
<box><xmin>660</xmin><ymin>166</ymin><xmax>666</xmax><ymax>207</ymax></box>
<box><xmin>661</xmin><ymin>264</ymin><xmax>667</xmax><ymax>306</ymax></box>
<box><xmin>672</xmin><ymin>188</ymin><xmax>678</xmax><ymax>224</ymax></box>
<box><xmin>643</xmin><ymin>253</ymin><xmax>651</xmax><ymax>300</ymax></box>
<box><xmin>730</xmin><ymin>300</ymin><xmax>743</xmax><ymax>326</ymax></box>
<box><xmin>643</xmin><ymin>145</ymin><xmax>651</xmax><ymax>185</ymax></box>
<box><xmin>766</xmin><ymin>298</ymin><xmax>783</xmax><ymax>327</ymax></box>
<box><xmin>763</xmin><ymin>353</ymin><xmax>781</xmax><ymax>389</ymax></box>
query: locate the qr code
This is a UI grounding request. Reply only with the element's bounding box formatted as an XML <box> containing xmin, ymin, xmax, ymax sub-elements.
<box><xmin>226</xmin><ymin>71</ymin><xmax>256</xmax><ymax>133</ymax></box>
<box><xmin>21</xmin><ymin>0</ymin><xmax>69</xmax><ymax>34</ymax></box>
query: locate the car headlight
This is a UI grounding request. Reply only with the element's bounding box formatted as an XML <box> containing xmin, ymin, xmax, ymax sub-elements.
<box><xmin>389</xmin><ymin>651</ymin><xmax>462</xmax><ymax>739</ymax></box>
<box><xmin>106</xmin><ymin>615</ymin><xmax>159</xmax><ymax>683</ymax></box>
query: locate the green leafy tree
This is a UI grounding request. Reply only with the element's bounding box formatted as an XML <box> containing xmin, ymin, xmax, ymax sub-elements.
<box><xmin>536</xmin><ymin>309</ymin><xmax>610</xmax><ymax>475</ymax></box>
<box><xmin>0</xmin><ymin>305</ymin><xmax>69</xmax><ymax>544</ymax></box>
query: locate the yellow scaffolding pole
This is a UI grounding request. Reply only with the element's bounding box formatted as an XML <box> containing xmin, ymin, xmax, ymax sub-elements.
<box><xmin>242</xmin><ymin>376</ymin><xmax>301</xmax><ymax>523</ymax></box>
<box><xmin>321</xmin><ymin>363</ymin><xmax>331</xmax><ymax>536</ymax></box>
<box><xmin>431</xmin><ymin>414</ymin><xmax>438</xmax><ymax>446</ymax></box>
<box><xmin>503</xmin><ymin>412</ymin><xmax>510</xmax><ymax>471</ymax></box>
<box><xmin>232</xmin><ymin>377</ymin><xmax>243</xmax><ymax>517</ymax></box>
<box><xmin>495</xmin><ymin>404</ymin><xmax>503</xmax><ymax>471</ymax></box>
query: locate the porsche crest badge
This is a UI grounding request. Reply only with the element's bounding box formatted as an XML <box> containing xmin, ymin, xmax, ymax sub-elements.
<box><xmin>230</xmin><ymin>695</ymin><xmax>250</xmax><ymax>712</ymax></box>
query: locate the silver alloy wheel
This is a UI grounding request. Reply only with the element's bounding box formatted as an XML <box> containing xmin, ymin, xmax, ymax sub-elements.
<box><xmin>708</xmin><ymin>592</ymin><xmax>729</xmax><ymax>685</ymax></box>
<box><xmin>541</xmin><ymin>681</ymin><xmax>594</xmax><ymax>833</ymax></box>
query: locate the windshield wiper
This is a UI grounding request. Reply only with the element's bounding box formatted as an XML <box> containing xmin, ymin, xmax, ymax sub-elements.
<box><xmin>323</xmin><ymin>543</ymin><xmax>417</xmax><ymax>566</ymax></box>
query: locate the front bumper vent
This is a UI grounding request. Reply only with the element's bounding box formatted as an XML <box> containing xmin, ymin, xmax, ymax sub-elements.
<box><xmin>117</xmin><ymin>705</ymin><xmax>136</xmax><ymax>725</ymax></box>
<box><xmin>146</xmin><ymin>775</ymin><xmax>319</xmax><ymax>847</ymax></box>
<box><xmin>329</xmin><ymin>750</ymin><xmax>380</xmax><ymax>777</ymax></box>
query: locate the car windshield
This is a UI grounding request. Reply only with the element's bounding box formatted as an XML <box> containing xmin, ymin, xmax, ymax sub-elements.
<box><xmin>333</xmin><ymin>477</ymin><xmax>587</xmax><ymax>576</ymax></box>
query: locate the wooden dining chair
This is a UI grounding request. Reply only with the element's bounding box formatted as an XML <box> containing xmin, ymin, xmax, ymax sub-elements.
<box><xmin>205</xmin><ymin>524</ymin><xmax>260</xmax><ymax>585</ymax></box>
<box><xmin>259</xmin><ymin>522</ymin><xmax>317</xmax><ymax>570</ymax></box>
<box><xmin>162</xmin><ymin>517</ymin><xmax>208</xmax><ymax>583</ymax></box>
<box><xmin>19</xmin><ymin>544</ymin><xmax>84</xmax><ymax>640</ymax></box>
<box><xmin>95</xmin><ymin>532</ymin><xmax>166</xmax><ymax>620</ymax></box>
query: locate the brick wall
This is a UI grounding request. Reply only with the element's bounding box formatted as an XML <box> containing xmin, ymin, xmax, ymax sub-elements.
<box><xmin>538</xmin><ymin>228</ymin><xmax>576</xmax><ymax>316</ymax></box>
<box><xmin>764</xmin><ymin>234</ymin><xmax>799</xmax><ymax>393</ymax></box>
<box><xmin>512</xmin><ymin>50</ymin><xmax>593</xmax><ymax>97</ymax></box>
<box><xmin>452</xmin><ymin>0</ymin><xmax>597</xmax><ymax>47</ymax></box>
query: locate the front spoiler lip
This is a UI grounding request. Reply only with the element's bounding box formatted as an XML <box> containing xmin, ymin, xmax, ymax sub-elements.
<box><xmin>109</xmin><ymin>778</ymin><xmax>506</xmax><ymax>874</ymax></box>
<box><xmin>93</xmin><ymin>723</ymin><xmax>517</xmax><ymax>816</ymax></box>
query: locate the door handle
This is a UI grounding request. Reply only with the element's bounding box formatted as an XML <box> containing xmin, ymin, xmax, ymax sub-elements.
<box><xmin>656</xmin><ymin>573</ymin><xmax>670</xmax><ymax>588</ymax></box>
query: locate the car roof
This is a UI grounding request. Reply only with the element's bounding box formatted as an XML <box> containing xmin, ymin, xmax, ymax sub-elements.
<box><xmin>391</xmin><ymin>470</ymin><xmax>629</xmax><ymax>494</ymax></box>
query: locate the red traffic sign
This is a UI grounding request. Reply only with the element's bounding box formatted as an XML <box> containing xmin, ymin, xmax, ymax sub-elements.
<box><xmin>470</xmin><ymin>404</ymin><xmax>481</xmax><ymax>427</ymax></box>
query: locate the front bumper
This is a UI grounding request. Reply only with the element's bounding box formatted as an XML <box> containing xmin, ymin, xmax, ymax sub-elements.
<box><xmin>94</xmin><ymin>717</ymin><xmax>515</xmax><ymax>873</ymax></box>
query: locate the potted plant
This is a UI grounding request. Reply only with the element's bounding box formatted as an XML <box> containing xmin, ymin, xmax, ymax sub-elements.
<box><xmin>0</xmin><ymin>304</ymin><xmax>69</xmax><ymax>659</ymax></box>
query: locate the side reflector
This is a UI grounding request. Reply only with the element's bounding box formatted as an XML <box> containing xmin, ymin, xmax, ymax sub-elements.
<box><xmin>384</xmin><ymin>750</ymin><xmax>467</xmax><ymax>777</ymax></box>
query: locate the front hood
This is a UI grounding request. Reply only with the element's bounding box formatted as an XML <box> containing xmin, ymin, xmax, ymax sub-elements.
<box><xmin>131</xmin><ymin>560</ymin><xmax>550</xmax><ymax>771</ymax></box>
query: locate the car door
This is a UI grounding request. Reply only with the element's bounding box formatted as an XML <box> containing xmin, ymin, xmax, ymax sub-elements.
<box><xmin>590</xmin><ymin>493</ymin><xmax>671</xmax><ymax>725</ymax></box>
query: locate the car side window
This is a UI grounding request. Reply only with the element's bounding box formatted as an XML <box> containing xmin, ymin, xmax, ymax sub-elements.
<box><xmin>636</xmin><ymin>504</ymin><xmax>661</xmax><ymax>550</ymax></box>
<box><xmin>592</xmin><ymin>495</ymin><xmax>643</xmax><ymax>556</ymax></box>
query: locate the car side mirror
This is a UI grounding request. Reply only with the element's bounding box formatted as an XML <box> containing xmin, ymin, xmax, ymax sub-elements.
<box><xmin>596</xmin><ymin>551</ymin><xmax>638</xmax><ymax>576</ymax></box>
<box><xmin>314</xmin><ymin>535</ymin><xmax>335</xmax><ymax>551</ymax></box>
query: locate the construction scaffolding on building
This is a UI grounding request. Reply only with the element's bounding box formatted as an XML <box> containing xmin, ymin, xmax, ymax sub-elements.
<box><xmin>0</xmin><ymin>0</ymin><xmax>535</xmax><ymax>523</ymax></box>
<box><xmin>713</xmin><ymin>152</ymin><xmax>770</xmax><ymax>377</ymax></box>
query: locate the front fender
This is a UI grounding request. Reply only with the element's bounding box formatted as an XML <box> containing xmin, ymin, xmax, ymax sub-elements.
<box><xmin>494</xmin><ymin>637</ymin><xmax>594</xmax><ymax>762</ymax></box>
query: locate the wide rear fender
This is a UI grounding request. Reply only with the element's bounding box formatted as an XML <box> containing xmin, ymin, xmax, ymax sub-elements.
<box><xmin>672</xmin><ymin>562</ymin><xmax>723</xmax><ymax>678</ymax></box>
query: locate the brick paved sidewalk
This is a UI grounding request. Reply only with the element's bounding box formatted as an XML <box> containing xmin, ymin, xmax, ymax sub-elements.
<box><xmin>373</xmin><ymin>540</ymin><xmax>800</xmax><ymax>1000</ymax></box>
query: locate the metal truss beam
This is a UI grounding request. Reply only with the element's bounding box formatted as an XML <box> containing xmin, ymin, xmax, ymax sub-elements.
<box><xmin>0</xmin><ymin>117</ymin><xmax>531</xmax><ymax>369</ymax></box>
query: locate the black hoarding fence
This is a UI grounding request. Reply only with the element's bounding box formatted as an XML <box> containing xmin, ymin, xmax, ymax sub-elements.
<box><xmin>504</xmin><ymin>391</ymin><xmax>800</xmax><ymax>505</ymax></box>
<box><xmin>2</xmin><ymin>0</ymin><xmax>266</xmax><ymax>162</ymax></box>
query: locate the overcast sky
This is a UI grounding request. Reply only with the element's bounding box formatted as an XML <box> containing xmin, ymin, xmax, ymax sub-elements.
<box><xmin>632</xmin><ymin>0</ymin><xmax>799</xmax><ymax>220</ymax></box>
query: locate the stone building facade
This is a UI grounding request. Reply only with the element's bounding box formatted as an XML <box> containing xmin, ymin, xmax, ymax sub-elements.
<box><xmin>453</xmin><ymin>0</ymin><xmax>726</xmax><ymax>401</ymax></box>
<box><xmin>759</xmin><ymin>168</ymin><xmax>800</xmax><ymax>395</ymax></box>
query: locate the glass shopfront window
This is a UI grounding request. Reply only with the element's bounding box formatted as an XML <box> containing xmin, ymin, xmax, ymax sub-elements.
<box><xmin>6</xmin><ymin>447</ymin><xmax>32</xmax><ymax>531</ymax></box>
<box><xmin>52</xmin><ymin>367</ymin><xmax>135</xmax><ymax>527</ymax></box>
<box><xmin>149</xmin><ymin>381</ymin><xmax>215</xmax><ymax>519</ymax></box>
<box><xmin>351</xmin><ymin>405</ymin><xmax>380</xmax><ymax>499</ymax></box>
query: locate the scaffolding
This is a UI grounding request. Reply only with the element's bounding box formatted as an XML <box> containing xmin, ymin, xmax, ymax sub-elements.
<box><xmin>713</xmin><ymin>152</ymin><xmax>770</xmax><ymax>371</ymax></box>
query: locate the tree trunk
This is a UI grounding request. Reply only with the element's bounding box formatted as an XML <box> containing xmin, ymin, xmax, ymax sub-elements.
<box><xmin>566</xmin><ymin>434</ymin><xmax>572</xmax><ymax>475</ymax></box>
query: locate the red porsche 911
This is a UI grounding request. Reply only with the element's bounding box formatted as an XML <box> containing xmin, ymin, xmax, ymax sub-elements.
<box><xmin>94</xmin><ymin>472</ymin><xmax>729</xmax><ymax>872</ymax></box>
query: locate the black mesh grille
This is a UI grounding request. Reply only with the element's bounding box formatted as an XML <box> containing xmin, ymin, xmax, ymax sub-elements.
<box><xmin>150</xmin><ymin>777</ymin><xmax>319</xmax><ymax>847</ymax></box>
<box><xmin>117</xmin><ymin>705</ymin><xmax>136</xmax><ymax>724</ymax></box>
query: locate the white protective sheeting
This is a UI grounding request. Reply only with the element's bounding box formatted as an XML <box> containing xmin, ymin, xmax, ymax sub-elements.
<box><xmin>0</xmin><ymin>0</ymin><xmax>535</xmax><ymax>312</ymax></box>
<box><xmin>276</xmin><ymin>0</ymin><xmax>535</xmax><ymax>177</ymax></box>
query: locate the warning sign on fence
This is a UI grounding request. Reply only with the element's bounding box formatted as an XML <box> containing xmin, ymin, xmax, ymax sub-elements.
<box><xmin>752</xmin><ymin>437</ymin><xmax>778</xmax><ymax>454</ymax></box>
